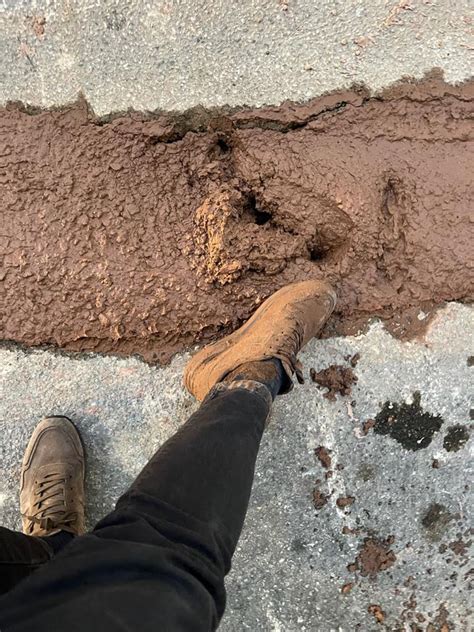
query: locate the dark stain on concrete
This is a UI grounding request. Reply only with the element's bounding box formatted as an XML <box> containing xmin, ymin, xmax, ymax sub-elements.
<box><xmin>357</xmin><ymin>462</ymin><xmax>376</xmax><ymax>482</ymax></box>
<box><xmin>448</xmin><ymin>537</ymin><xmax>470</xmax><ymax>557</ymax></box>
<box><xmin>374</xmin><ymin>392</ymin><xmax>443</xmax><ymax>451</ymax></box>
<box><xmin>443</xmin><ymin>425</ymin><xmax>470</xmax><ymax>452</ymax></box>
<box><xmin>421</xmin><ymin>503</ymin><xmax>454</xmax><ymax>542</ymax></box>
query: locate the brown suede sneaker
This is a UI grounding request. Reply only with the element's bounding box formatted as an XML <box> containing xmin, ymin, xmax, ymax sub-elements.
<box><xmin>184</xmin><ymin>280</ymin><xmax>336</xmax><ymax>400</ymax></box>
<box><xmin>20</xmin><ymin>416</ymin><xmax>85</xmax><ymax>537</ymax></box>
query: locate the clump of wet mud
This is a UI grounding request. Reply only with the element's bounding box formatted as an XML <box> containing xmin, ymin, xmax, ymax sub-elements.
<box><xmin>443</xmin><ymin>425</ymin><xmax>470</xmax><ymax>452</ymax></box>
<box><xmin>312</xmin><ymin>487</ymin><xmax>329</xmax><ymax>510</ymax></box>
<box><xmin>368</xmin><ymin>604</ymin><xmax>385</xmax><ymax>624</ymax></box>
<box><xmin>314</xmin><ymin>445</ymin><xmax>332</xmax><ymax>469</ymax></box>
<box><xmin>1</xmin><ymin>75</ymin><xmax>473</xmax><ymax>362</ymax></box>
<box><xmin>336</xmin><ymin>495</ymin><xmax>355</xmax><ymax>508</ymax></box>
<box><xmin>348</xmin><ymin>536</ymin><xmax>396</xmax><ymax>578</ymax></box>
<box><xmin>374</xmin><ymin>392</ymin><xmax>443</xmax><ymax>450</ymax></box>
<box><xmin>310</xmin><ymin>365</ymin><xmax>358</xmax><ymax>400</ymax></box>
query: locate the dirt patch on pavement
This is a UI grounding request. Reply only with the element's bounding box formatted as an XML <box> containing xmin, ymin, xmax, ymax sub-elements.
<box><xmin>374</xmin><ymin>392</ymin><xmax>443</xmax><ymax>450</ymax></box>
<box><xmin>348</xmin><ymin>536</ymin><xmax>396</xmax><ymax>578</ymax></box>
<box><xmin>314</xmin><ymin>446</ymin><xmax>332</xmax><ymax>469</ymax></box>
<box><xmin>1</xmin><ymin>74</ymin><xmax>473</xmax><ymax>362</ymax></box>
<box><xmin>312</xmin><ymin>487</ymin><xmax>329</xmax><ymax>510</ymax></box>
<box><xmin>443</xmin><ymin>425</ymin><xmax>470</xmax><ymax>452</ymax></box>
<box><xmin>421</xmin><ymin>503</ymin><xmax>455</xmax><ymax>542</ymax></box>
<box><xmin>310</xmin><ymin>365</ymin><xmax>358</xmax><ymax>400</ymax></box>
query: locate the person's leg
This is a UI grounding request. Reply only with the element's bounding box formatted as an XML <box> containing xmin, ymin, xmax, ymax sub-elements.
<box><xmin>0</xmin><ymin>528</ymin><xmax>75</xmax><ymax>595</ymax></box>
<box><xmin>0</xmin><ymin>415</ymin><xmax>84</xmax><ymax>597</ymax></box>
<box><xmin>0</xmin><ymin>379</ymin><xmax>274</xmax><ymax>631</ymax></box>
<box><xmin>0</xmin><ymin>280</ymin><xmax>336</xmax><ymax>632</ymax></box>
<box><xmin>0</xmin><ymin>527</ymin><xmax>52</xmax><ymax>595</ymax></box>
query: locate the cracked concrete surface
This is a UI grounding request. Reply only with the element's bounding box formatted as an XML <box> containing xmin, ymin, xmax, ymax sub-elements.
<box><xmin>0</xmin><ymin>304</ymin><xmax>472</xmax><ymax>630</ymax></box>
<box><xmin>1</xmin><ymin>0</ymin><xmax>473</xmax><ymax>114</ymax></box>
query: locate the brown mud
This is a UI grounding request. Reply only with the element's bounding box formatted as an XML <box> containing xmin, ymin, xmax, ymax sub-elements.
<box><xmin>1</xmin><ymin>74</ymin><xmax>473</xmax><ymax>363</ymax></box>
<box><xmin>349</xmin><ymin>536</ymin><xmax>397</xmax><ymax>578</ymax></box>
<box><xmin>314</xmin><ymin>445</ymin><xmax>332</xmax><ymax>469</ymax></box>
<box><xmin>310</xmin><ymin>364</ymin><xmax>358</xmax><ymax>400</ymax></box>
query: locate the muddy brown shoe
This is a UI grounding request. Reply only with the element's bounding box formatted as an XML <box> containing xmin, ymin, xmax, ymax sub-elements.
<box><xmin>184</xmin><ymin>280</ymin><xmax>336</xmax><ymax>401</ymax></box>
<box><xmin>20</xmin><ymin>416</ymin><xmax>85</xmax><ymax>537</ymax></box>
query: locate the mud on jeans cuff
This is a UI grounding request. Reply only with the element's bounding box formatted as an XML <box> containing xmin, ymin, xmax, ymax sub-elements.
<box><xmin>204</xmin><ymin>380</ymin><xmax>273</xmax><ymax>423</ymax></box>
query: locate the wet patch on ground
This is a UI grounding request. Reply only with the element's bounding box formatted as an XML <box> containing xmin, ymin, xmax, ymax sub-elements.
<box><xmin>1</xmin><ymin>75</ymin><xmax>473</xmax><ymax>362</ymax></box>
<box><xmin>374</xmin><ymin>392</ymin><xmax>443</xmax><ymax>450</ymax></box>
<box><xmin>443</xmin><ymin>425</ymin><xmax>470</xmax><ymax>452</ymax></box>
<box><xmin>421</xmin><ymin>503</ymin><xmax>455</xmax><ymax>542</ymax></box>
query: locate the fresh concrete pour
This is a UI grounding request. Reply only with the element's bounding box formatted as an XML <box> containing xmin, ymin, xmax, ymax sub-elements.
<box><xmin>1</xmin><ymin>0</ymin><xmax>473</xmax><ymax>115</ymax></box>
<box><xmin>0</xmin><ymin>304</ymin><xmax>472</xmax><ymax>631</ymax></box>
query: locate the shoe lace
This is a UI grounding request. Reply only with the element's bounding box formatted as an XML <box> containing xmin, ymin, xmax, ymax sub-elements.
<box><xmin>288</xmin><ymin>323</ymin><xmax>305</xmax><ymax>383</ymax></box>
<box><xmin>26</xmin><ymin>470</ymin><xmax>77</xmax><ymax>534</ymax></box>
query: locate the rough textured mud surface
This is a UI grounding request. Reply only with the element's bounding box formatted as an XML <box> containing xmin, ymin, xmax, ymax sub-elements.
<box><xmin>1</xmin><ymin>76</ymin><xmax>473</xmax><ymax>362</ymax></box>
<box><xmin>374</xmin><ymin>392</ymin><xmax>443</xmax><ymax>450</ymax></box>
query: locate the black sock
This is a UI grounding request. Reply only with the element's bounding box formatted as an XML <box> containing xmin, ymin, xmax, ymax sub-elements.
<box><xmin>225</xmin><ymin>358</ymin><xmax>286</xmax><ymax>400</ymax></box>
<box><xmin>39</xmin><ymin>530</ymin><xmax>75</xmax><ymax>555</ymax></box>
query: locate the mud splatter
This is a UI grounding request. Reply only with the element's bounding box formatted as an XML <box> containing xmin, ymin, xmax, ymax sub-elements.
<box><xmin>345</xmin><ymin>352</ymin><xmax>361</xmax><ymax>367</ymax></box>
<box><xmin>310</xmin><ymin>365</ymin><xmax>358</xmax><ymax>400</ymax></box>
<box><xmin>368</xmin><ymin>604</ymin><xmax>385</xmax><ymax>624</ymax></box>
<box><xmin>361</xmin><ymin>419</ymin><xmax>375</xmax><ymax>435</ymax></box>
<box><xmin>341</xmin><ymin>582</ymin><xmax>354</xmax><ymax>594</ymax></box>
<box><xmin>443</xmin><ymin>425</ymin><xmax>470</xmax><ymax>452</ymax></box>
<box><xmin>312</xmin><ymin>487</ymin><xmax>329</xmax><ymax>510</ymax></box>
<box><xmin>374</xmin><ymin>392</ymin><xmax>443</xmax><ymax>450</ymax></box>
<box><xmin>336</xmin><ymin>495</ymin><xmax>355</xmax><ymax>508</ymax></box>
<box><xmin>426</xmin><ymin>604</ymin><xmax>452</xmax><ymax>632</ymax></box>
<box><xmin>349</xmin><ymin>536</ymin><xmax>396</xmax><ymax>578</ymax></box>
<box><xmin>1</xmin><ymin>75</ymin><xmax>473</xmax><ymax>362</ymax></box>
<box><xmin>448</xmin><ymin>536</ymin><xmax>470</xmax><ymax>557</ymax></box>
<box><xmin>314</xmin><ymin>446</ymin><xmax>332</xmax><ymax>469</ymax></box>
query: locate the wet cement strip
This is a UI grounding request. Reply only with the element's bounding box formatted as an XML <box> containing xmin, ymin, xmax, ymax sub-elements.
<box><xmin>1</xmin><ymin>74</ymin><xmax>473</xmax><ymax>363</ymax></box>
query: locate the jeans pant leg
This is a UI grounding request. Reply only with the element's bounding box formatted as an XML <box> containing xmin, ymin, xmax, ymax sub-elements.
<box><xmin>0</xmin><ymin>527</ymin><xmax>52</xmax><ymax>596</ymax></box>
<box><xmin>0</xmin><ymin>383</ymin><xmax>271</xmax><ymax>632</ymax></box>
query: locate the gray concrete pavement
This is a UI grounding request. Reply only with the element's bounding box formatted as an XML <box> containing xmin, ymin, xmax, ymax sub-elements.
<box><xmin>1</xmin><ymin>0</ymin><xmax>473</xmax><ymax>115</ymax></box>
<box><xmin>1</xmin><ymin>304</ymin><xmax>472</xmax><ymax>630</ymax></box>
<box><xmin>1</xmin><ymin>0</ymin><xmax>473</xmax><ymax>629</ymax></box>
